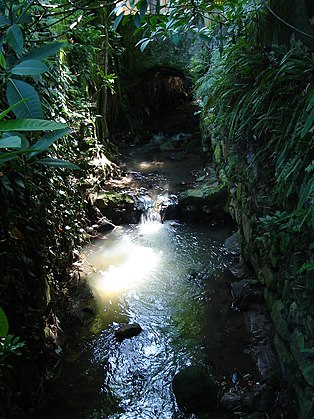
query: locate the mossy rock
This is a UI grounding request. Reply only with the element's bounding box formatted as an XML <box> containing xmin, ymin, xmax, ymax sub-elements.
<box><xmin>178</xmin><ymin>184</ymin><xmax>228</xmax><ymax>222</ymax></box>
<box><xmin>94</xmin><ymin>191</ymin><xmax>139</xmax><ymax>224</ymax></box>
<box><xmin>270</xmin><ymin>299</ymin><xmax>290</xmax><ymax>341</ymax></box>
<box><xmin>96</xmin><ymin>191</ymin><xmax>134</xmax><ymax>207</ymax></box>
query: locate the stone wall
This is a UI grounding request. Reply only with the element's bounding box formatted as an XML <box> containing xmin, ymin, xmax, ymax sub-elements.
<box><xmin>208</xmin><ymin>135</ymin><xmax>314</xmax><ymax>418</ymax></box>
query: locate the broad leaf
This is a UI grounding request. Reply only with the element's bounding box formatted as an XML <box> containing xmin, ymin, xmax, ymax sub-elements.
<box><xmin>0</xmin><ymin>52</ymin><xmax>5</xmax><ymax>69</ymax></box>
<box><xmin>0</xmin><ymin>119</ymin><xmax>66</xmax><ymax>132</ymax></box>
<box><xmin>113</xmin><ymin>13</ymin><xmax>124</xmax><ymax>32</ymax></box>
<box><xmin>0</xmin><ymin>306</ymin><xmax>9</xmax><ymax>337</ymax></box>
<box><xmin>136</xmin><ymin>38</ymin><xmax>151</xmax><ymax>52</ymax></box>
<box><xmin>37</xmin><ymin>158</ymin><xmax>80</xmax><ymax>170</ymax></box>
<box><xmin>139</xmin><ymin>0</ymin><xmax>148</xmax><ymax>19</ymax></box>
<box><xmin>0</xmin><ymin>15</ymin><xmax>10</xmax><ymax>28</ymax></box>
<box><xmin>134</xmin><ymin>13</ymin><xmax>141</xmax><ymax>28</ymax></box>
<box><xmin>7</xmin><ymin>79</ymin><xmax>43</xmax><ymax>119</ymax></box>
<box><xmin>11</xmin><ymin>59</ymin><xmax>48</xmax><ymax>76</ymax></box>
<box><xmin>0</xmin><ymin>136</ymin><xmax>21</xmax><ymax>148</ymax></box>
<box><xmin>24</xmin><ymin>42</ymin><xmax>66</xmax><ymax>61</ymax></box>
<box><xmin>0</xmin><ymin>99</ymin><xmax>29</xmax><ymax>120</ymax></box>
<box><xmin>29</xmin><ymin>128</ymin><xmax>70</xmax><ymax>157</ymax></box>
<box><xmin>6</xmin><ymin>24</ymin><xmax>24</xmax><ymax>54</ymax></box>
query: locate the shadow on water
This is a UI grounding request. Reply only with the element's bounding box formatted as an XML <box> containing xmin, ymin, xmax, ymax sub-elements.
<box><xmin>36</xmin><ymin>140</ymin><xmax>259</xmax><ymax>419</ymax></box>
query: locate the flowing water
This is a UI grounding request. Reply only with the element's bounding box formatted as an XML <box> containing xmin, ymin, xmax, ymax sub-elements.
<box><xmin>38</xmin><ymin>139</ymin><xmax>258</xmax><ymax>419</ymax></box>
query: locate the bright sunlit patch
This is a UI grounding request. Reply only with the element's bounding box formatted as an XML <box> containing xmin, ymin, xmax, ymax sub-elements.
<box><xmin>90</xmin><ymin>245</ymin><xmax>160</xmax><ymax>297</ymax></box>
<box><xmin>138</xmin><ymin>160</ymin><xmax>165</xmax><ymax>170</ymax></box>
<box><xmin>139</xmin><ymin>221</ymin><xmax>162</xmax><ymax>235</ymax></box>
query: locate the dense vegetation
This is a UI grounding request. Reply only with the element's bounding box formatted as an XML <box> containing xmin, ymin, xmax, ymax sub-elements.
<box><xmin>0</xmin><ymin>0</ymin><xmax>313</xmax><ymax>417</ymax></box>
<box><xmin>0</xmin><ymin>1</ymin><xmax>120</xmax><ymax>416</ymax></box>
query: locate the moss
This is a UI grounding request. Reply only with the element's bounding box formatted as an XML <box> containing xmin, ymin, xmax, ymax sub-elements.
<box><xmin>270</xmin><ymin>299</ymin><xmax>290</xmax><ymax>341</ymax></box>
<box><xmin>213</xmin><ymin>143</ymin><xmax>222</xmax><ymax>165</ymax></box>
<box><xmin>97</xmin><ymin>191</ymin><xmax>134</xmax><ymax>206</ymax></box>
<box><xmin>290</xmin><ymin>329</ymin><xmax>314</xmax><ymax>387</ymax></box>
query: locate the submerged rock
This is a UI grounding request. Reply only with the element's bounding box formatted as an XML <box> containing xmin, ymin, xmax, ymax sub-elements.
<box><xmin>114</xmin><ymin>323</ymin><xmax>142</xmax><ymax>340</ymax></box>
<box><xmin>172</xmin><ymin>366</ymin><xmax>217</xmax><ymax>413</ymax></box>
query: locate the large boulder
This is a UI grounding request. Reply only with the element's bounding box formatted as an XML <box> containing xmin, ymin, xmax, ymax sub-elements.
<box><xmin>93</xmin><ymin>191</ymin><xmax>140</xmax><ymax>224</ymax></box>
<box><xmin>172</xmin><ymin>366</ymin><xmax>217</xmax><ymax>413</ymax></box>
<box><xmin>177</xmin><ymin>184</ymin><xmax>228</xmax><ymax>222</ymax></box>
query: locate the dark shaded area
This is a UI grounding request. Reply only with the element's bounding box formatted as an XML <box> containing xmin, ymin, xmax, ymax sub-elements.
<box><xmin>126</xmin><ymin>67</ymin><xmax>199</xmax><ymax>135</ymax></box>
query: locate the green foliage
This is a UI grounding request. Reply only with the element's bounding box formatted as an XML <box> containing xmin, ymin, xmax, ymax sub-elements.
<box><xmin>197</xmin><ymin>41</ymin><xmax>314</xmax><ymax>213</ymax></box>
<box><xmin>0</xmin><ymin>2</ymin><xmax>119</xmax><ymax>416</ymax></box>
<box><xmin>0</xmin><ymin>0</ymin><xmax>81</xmax><ymax>171</ymax></box>
<box><xmin>197</xmin><ymin>36</ymin><xmax>313</xmax><ymax>279</ymax></box>
<box><xmin>0</xmin><ymin>306</ymin><xmax>25</xmax><ymax>381</ymax></box>
<box><xmin>0</xmin><ymin>2</ymin><xmax>64</xmax><ymax>120</ymax></box>
<box><xmin>113</xmin><ymin>0</ymin><xmax>263</xmax><ymax>50</ymax></box>
<box><xmin>0</xmin><ymin>306</ymin><xmax>9</xmax><ymax>337</ymax></box>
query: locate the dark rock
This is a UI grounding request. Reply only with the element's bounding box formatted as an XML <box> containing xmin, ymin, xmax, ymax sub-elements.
<box><xmin>93</xmin><ymin>191</ymin><xmax>139</xmax><ymax>225</ymax></box>
<box><xmin>241</xmin><ymin>385</ymin><xmax>273</xmax><ymax>413</ymax></box>
<box><xmin>96</xmin><ymin>217</ymin><xmax>116</xmax><ymax>232</ymax></box>
<box><xmin>114</xmin><ymin>323</ymin><xmax>142</xmax><ymax>340</ymax></box>
<box><xmin>229</xmin><ymin>261</ymin><xmax>252</xmax><ymax>279</ymax></box>
<box><xmin>159</xmin><ymin>194</ymin><xmax>178</xmax><ymax>222</ymax></box>
<box><xmin>232</xmin><ymin>281</ymin><xmax>264</xmax><ymax>311</ymax></box>
<box><xmin>231</xmin><ymin>279</ymin><xmax>250</xmax><ymax>300</ymax></box>
<box><xmin>224</xmin><ymin>233</ymin><xmax>240</xmax><ymax>255</ymax></box>
<box><xmin>172</xmin><ymin>366</ymin><xmax>217</xmax><ymax>413</ymax></box>
<box><xmin>220</xmin><ymin>389</ymin><xmax>243</xmax><ymax>409</ymax></box>
<box><xmin>82</xmin><ymin>307</ymin><xmax>95</xmax><ymax>315</ymax></box>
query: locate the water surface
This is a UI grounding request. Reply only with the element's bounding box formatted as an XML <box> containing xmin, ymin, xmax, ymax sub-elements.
<box><xmin>37</xmin><ymin>140</ymin><xmax>257</xmax><ymax>418</ymax></box>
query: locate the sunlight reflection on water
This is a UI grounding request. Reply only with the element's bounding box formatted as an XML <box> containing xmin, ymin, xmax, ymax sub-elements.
<box><xmin>83</xmin><ymin>227</ymin><xmax>163</xmax><ymax>297</ymax></box>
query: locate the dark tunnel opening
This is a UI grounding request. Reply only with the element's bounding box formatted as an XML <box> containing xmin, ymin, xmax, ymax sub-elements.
<box><xmin>127</xmin><ymin>67</ymin><xmax>199</xmax><ymax>135</ymax></box>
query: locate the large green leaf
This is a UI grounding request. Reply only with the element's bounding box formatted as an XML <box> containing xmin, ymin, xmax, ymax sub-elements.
<box><xmin>0</xmin><ymin>136</ymin><xmax>21</xmax><ymax>148</ymax></box>
<box><xmin>7</xmin><ymin>79</ymin><xmax>43</xmax><ymax>119</ymax></box>
<box><xmin>29</xmin><ymin>128</ymin><xmax>70</xmax><ymax>157</ymax></box>
<box><xmin>24</xmin><ymin>42</ymin><xmax>66</xmax><ymax>61</ymax></box>
<box><xmin>0</xmin><ymin>119</ymin><xmax>66</xmax><ymax>132</ymax></box>
<box><xmin>6</xmin><ymin>24</ymin><xmax>24</xmax><ymax>54</ymax></box>
<box><xmin>37</xmin><ymin>158</ymin><xmax>80</xmax><ymax>170</ymax></box>
<box><xmin>0</xmin><ymin>306</ymin><xmax>9</xmax><ymax>337</ymax></box>
<box><xmin>11</xmin><ymin>59</ymin><xmax>48</xmax><ymax>76</ymax></box>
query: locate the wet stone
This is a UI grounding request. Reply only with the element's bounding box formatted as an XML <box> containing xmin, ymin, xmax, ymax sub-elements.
<box><xmin>114</xmin><ymin>323</ymin><xmax>142</xmax><ymax>340</ymax></box>
<box><xmin>224</xmin><ymin>232</ymin><xmax>240</xmax><ymax>256</ymax></box>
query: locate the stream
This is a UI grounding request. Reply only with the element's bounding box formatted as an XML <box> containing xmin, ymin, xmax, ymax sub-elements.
<box><xmin>37</xmin><ymin>135</ymin><xmax>259</xmax><ymax>419</ymax></box>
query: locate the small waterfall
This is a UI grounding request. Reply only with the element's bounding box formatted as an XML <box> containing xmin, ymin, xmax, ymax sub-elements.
<box><xmin>136</xmin><ymin>194</ymin><xmax>161</xmax><ymax>224</ymax></box>
<box><xmin>137</xmin><ymin>193</ymin><xmax>178</xmax><ymax>224</ymax></box>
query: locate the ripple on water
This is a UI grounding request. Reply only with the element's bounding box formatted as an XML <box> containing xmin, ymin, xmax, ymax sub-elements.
<box><xmin>37</xmin><ymin>220</ymin><xmax>255</xmax><ymax>419</ymax></box>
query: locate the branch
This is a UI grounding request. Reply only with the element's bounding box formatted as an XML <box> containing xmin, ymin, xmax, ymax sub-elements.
<box><xmin>262</xmin><ymin>0</ymin><xmax>314</xmax><ymax>40</ymax></box>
